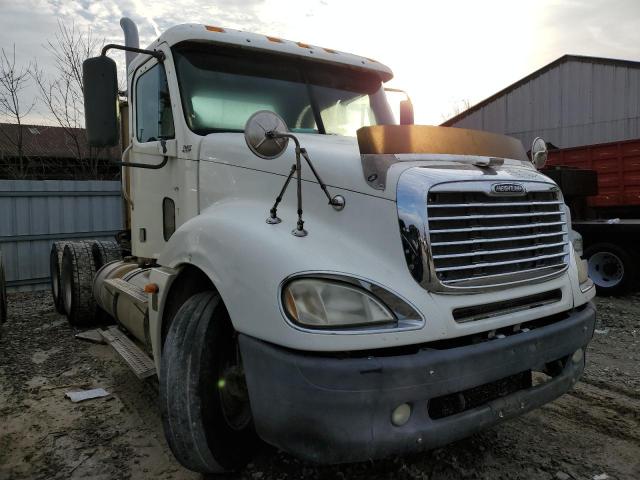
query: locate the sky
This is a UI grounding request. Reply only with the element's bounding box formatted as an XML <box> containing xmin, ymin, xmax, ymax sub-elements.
<box><xmin>1</xmin><ymin>0</ymin><xmax>640</xmax><ymax>126</ymax></box>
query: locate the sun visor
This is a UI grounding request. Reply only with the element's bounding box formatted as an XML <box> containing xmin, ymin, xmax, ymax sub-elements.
<box><xmin>356</xmin><ymin>125</ymin><xmax>527</xmax><ymax>161</ymax></box>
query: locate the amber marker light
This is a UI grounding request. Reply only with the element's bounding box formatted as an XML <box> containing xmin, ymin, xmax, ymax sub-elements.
<box><xmin>205</xmin><ymin>25</ymin><xmax>225</xmax><ymax>33</ymax></box>
<box><xmin>144</xmin><ymin>283</ymin><xmax>159</xmax><ymax>294</ymax></box>
<box><xmin>283</xmin><ymin>288</ymin><xmax>299</xmax><ymax>321</ymax></box>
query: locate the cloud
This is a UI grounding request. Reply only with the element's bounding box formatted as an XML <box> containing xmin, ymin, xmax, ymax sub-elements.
<box><xmin>536</xmin><ymin>0</ymin><xmax>640</xmax><ymax>62</ymax></box>
<box><xmin>1</xmin><ymin>0</ymin><xmax>640</xmax><ymax>125</ymax></box>
<box><xmin>0</xmin><ymin>0</ymin><xmax>276</xmax><ymax>124</ymax></box>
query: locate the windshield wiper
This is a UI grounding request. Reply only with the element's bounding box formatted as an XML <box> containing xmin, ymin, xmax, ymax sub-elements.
<box><xmin>303</xmin><ymin>73</ymin><xmax>326</xmax><ymax>135</ymax></box>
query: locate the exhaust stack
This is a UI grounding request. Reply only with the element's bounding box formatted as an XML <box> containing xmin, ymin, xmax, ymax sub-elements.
<box><xmin>119</xmin><ymin>17</ymin><xmax>140</xmax><ymax>71</ymax></box>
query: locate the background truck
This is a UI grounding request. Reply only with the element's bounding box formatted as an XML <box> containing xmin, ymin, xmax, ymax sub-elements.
<box><xmin>543</xmin><ymin>138</ymin><xmax>640</xmax><ymax>295</ymax></box>
<box><xmin>45</xmin><ymin>17</ymin><xmax>596</xmax><ymax>475</ymax></box>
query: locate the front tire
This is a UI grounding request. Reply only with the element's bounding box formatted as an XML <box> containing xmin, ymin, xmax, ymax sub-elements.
<box><xmin>160</xmin><ymin>291</ymin><xmax>258</xmax><ymax>474</ymax></box>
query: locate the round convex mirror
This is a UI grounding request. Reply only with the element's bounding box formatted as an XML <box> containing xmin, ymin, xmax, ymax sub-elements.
<box><xmin>531</xmin><ymin>137</ymin><xmax>548</xmax><ymax>169</ymax></box>
<box><xmin>244</xmin><ymin>110</ymin><xmax>290</xmax><ymax>159</ymax></box>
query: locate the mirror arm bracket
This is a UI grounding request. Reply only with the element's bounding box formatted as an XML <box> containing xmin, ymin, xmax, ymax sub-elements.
<box><xmin>268</xmin><ymin>132</ymin><xmax>341</xmax><ymax>207</ymax></box>
<box><xmin>267</xmin><ymin>164</ymin><xmax>297</xmax><ymax>224</ymax></box>
<box><xmin>245</xmin><ymin>111</ymin><xmax>345</xmax><ymax>237</ymax></box>
<box><xmin>101</xmin><ymin>44</ymin><xmax>165</xmax><ymax>62</ymax></box>
<box><xmin>265</xmin><ymin>131</ymin><xmax>345</xmax><ymax>236</ymax></box>
<box><xmin>299</xmin><ymin>148</ymin><xmax>334</xmax><ymax>205</ymax></box>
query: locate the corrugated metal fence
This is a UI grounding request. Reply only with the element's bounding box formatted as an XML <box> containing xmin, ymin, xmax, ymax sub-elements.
<box><xmin>0</xmin><ymin>180</ymin><xmax>123</xmax><ymax>291</ymax></box>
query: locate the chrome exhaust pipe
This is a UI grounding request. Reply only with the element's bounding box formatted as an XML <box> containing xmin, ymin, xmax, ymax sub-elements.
<box><xmin>119</xmin><ymin>17</ymin><xmax>140</xmax><ymax>71</ymax></box>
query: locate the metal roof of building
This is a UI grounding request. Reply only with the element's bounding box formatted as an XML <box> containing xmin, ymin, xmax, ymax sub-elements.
<box><xmin>0</xmin><ymin>123</ymin><xmax>119</xmax><ymax>159</ymax></box>
<box><xmin>442</xmin><ymin>55</ymin><xmax>640</xmax><ymax>127</ymax></box>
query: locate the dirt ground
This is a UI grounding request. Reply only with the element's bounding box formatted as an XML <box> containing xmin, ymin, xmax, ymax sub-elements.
<box><xmin>0</xmin><ymin>291</ymin><xmax>638</xmax><ymax>480</ymax></box>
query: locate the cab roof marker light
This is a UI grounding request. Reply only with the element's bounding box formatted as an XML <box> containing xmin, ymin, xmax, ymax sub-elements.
<box><xmin>297</xmin><ymin>42</ymin><xmax>311</xmax><ymax>49</ymax></box>
<box><xmin>267</xmin><ymin>36</ymin><xmax>284</xmax><ymax>43</ymax></box>
<box><xmin>323</xmin><ymin>48</ymin><xmax>337</xmax><ymax>54</ymax></box>
<box><xmin>205</xmin><ymin>25</ymin><xmax>225</xmax><ymax>33</ymax></box>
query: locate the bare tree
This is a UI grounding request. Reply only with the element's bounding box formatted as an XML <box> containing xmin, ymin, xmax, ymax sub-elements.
<box><xmin>31</xmin><ymin>21</ymin><xmax>103</xmax><ymax>177</ymax></box>
<box><xmin>0</xmin><ymin>44</ymin><xmax>36</xmax><ymax>178</ymax></box>
<box><xmin>441</xmin><ymin>98</ymin><xmax>473</xmax><ymax>123</ymax></box>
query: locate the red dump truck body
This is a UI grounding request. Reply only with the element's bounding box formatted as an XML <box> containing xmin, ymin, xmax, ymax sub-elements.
<box><xmin>547</xmin><ymin>138</ymin><xmax>640</xmax><ymax>208</ymax></box>
<box><xmin>545</xmin><ymin>138</ymin><xmax>640</xmax><ymax>295</ymax></box>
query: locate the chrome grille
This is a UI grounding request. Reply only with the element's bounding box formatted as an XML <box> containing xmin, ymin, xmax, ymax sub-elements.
<box><xmin>426</xmin><ymin>186</ymin><xmax>569</xmax><ymax>289</ymax></box>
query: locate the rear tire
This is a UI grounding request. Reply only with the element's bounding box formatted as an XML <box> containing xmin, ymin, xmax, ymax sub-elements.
<box><xmin>160</xmin><ymin>291</ymin><xmax>258</xmax><ymax>474</ymax></box>
<box><xmin>91</xmin><ymin>240</ymin><xmax>122</xmax><ymax>270</ymax></box>
<box><xmin>585</xmin><ymin>242</ymin><xmax>637</xmax><ymax>296</ymax></box>
<box><xmin>50</xmin><ymin>241</ymin><xmax>67</xmax><ymax>314</ymax></box>
<box><xmin>0</xmin><ymin>251</ymin><xmax>7</xmax><ymax>325</ymax></box>
<box><xmin>61</xmin><ymin>241</ymin><xmax>98</xmax><ymax>325</ymax></box>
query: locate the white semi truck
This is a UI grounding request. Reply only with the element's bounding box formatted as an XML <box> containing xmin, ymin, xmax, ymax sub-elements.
<box><xmin>48</xmin><ymin>17</ymin><xmax>596</xmax><ymax>474</ymax></box>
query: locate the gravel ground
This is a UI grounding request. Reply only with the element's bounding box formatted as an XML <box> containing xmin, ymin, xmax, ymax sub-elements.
<box><xmin>0</xmin><ymin>291</ymin><xmax>639</xmax><ymax>480</ymax></box>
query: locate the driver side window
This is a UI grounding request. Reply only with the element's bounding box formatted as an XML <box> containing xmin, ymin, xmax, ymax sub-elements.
<box><xmin>135</xmin><ymin>63</ymin><xmax>175</xmax><ymax>142</ymax></box>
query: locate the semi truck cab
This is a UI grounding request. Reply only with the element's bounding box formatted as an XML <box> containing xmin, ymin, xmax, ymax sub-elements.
<box><xmin>60</xmin><ymin>18</ymin><xmax>597</xmax><ymax>474</ymax></box>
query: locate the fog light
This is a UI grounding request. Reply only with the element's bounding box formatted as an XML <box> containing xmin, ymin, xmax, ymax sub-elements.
<box><xmin>391</xmin><ymin>403</ymin><xmax>412</xmax><ymax>426</ymax></box>
<box><xmin>572</xmin><ymin>348</ymin><xmax>584</xmax><ymax>364</ymax></box>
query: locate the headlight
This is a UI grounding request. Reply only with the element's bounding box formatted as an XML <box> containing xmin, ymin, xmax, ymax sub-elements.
<box><xmin>577</xmin><ymin>257</ymin><xmax>589</xmax><ymax>284</ymax></box>
<box><xmin>570</xmin><ymin>230</ymin><xmax>583</xmax><ymax>258</ymax></box>
<box><xmin>571</xmin><ymin>229</ymin><xmax>589</xmax><ymax>284</ymax></box>
<box><xmin>283</xmin><ymin>278</ymin><xmax>396</xmax><ymax>328</ymax></box>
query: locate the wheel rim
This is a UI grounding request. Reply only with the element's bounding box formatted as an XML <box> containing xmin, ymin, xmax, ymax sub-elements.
<box><xmin>588</xmin><ymin>251</ymin><xmax>624</xmax><ymax>288</ymax></box>
<box><xmin>217</xmin><ymin>341</ymin><xmax>252</xmax><ymax>431</ymax></box>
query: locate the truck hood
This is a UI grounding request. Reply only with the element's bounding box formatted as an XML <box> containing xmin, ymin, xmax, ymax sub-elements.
<box><xmin>198</xmin><ymin>131</ymin><xmax>546</xmax><ymax>201</ymax></box>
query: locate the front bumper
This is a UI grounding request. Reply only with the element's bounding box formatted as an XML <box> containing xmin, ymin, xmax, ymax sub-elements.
<box><xmin>239</xmin><ymin>302</ymin><xmax>596</xmax><ymax>464</ymax></box>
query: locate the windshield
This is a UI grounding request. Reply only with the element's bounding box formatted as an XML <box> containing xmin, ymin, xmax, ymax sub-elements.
<box><xmin>172</xmin><ymin>42</ymin><xmax>394</xmax><ymax>137</ymax></box>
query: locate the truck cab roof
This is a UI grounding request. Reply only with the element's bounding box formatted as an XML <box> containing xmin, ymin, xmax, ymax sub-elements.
<box><xmin>131</xmin><ymin>23</ymin><xmax>393</xmax><ymax>82</ymax></box>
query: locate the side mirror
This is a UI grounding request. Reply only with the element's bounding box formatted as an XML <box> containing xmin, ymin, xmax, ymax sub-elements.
<box><xmin>83</xmin><ymin>56</ymin><xmax>119</xmax><ymax>147</ymax></box>
<box><xmin>399</xmin><ymin>99</ymin><xmax>414</xmax><ymax>125</ymax></box>
<box><xmin>531</xmin><ymin>137</ymin><xmax>548</xmax><ymax>169</ymax></box>
<box><xmin>244</xmin><ymin>110</ymin><xmax>290</xmax><ymax>159</ymax></box>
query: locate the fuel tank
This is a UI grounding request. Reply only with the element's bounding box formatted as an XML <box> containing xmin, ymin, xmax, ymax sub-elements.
<box><xmin>93</xmin><ymin>260</ymin><xmax>151</xmax><ymax>346</ymax></box>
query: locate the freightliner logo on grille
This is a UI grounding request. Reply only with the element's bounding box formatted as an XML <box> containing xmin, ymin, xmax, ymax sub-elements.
<box><xmin>491</xmin><ymin>183</ymin><xmax>526</xmax><ymax>195</ymax></box>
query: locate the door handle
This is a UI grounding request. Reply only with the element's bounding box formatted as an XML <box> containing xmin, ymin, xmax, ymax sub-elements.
<box><xmin>113</xmin><ymin>139</ymin><xmax>175</xmax><ymax>170</ymax></box>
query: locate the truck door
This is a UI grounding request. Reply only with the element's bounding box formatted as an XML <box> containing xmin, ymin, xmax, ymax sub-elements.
<box><xmin>129</xmin><ymin>57</ymin><xmax>185</xmax><ymax>259</ymax></box>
